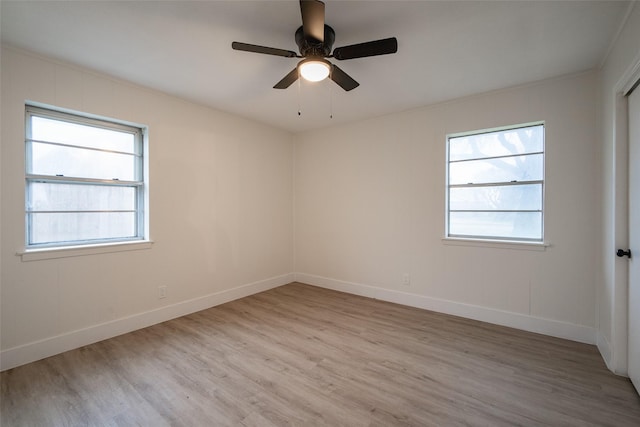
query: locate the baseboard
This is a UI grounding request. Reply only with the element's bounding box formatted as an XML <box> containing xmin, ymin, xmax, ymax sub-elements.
<box><xmin>3</xmin><ymin>272</ymin><xmax>597</xmax><ymax>372</ymax></box>
<box><xmin>295</xmin><ymin>273</ymin><xmax>597</xmax><ymax>345</ymax></box>
<box><xmin>597</xmin><ymin>330</ymin><xmax>613</xmax><ymax>371</ymax></box>
<box><xmin>0</xmin><ymin>273</ymin><xmax>294</xmax><ymax>372</ymax></box>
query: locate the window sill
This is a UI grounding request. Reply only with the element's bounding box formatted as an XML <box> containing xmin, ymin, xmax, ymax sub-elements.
<box><xmin>442</xmin><ymin>237</ymin><xmax>549</xmax><ymax>251</ymax></box>
<box><xmin>17</xmin><ymin>240</ymin><xmax>154</xmax><ymax>262</ymax></box>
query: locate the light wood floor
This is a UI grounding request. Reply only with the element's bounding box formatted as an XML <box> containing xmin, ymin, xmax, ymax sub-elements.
<box><xmin>2</xmin><ymin>282</ymin><xmax>639</xmax><ymax>426</ymax></box>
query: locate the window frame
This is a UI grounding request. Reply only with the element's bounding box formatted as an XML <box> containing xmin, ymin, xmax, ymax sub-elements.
<box><xmin>24</xmin><ymin>104</ymin><xmax>147</xmax><ymax>250</ymax></box>
<box><xmin>445</xmin><ymin>122</ymin><xmax>545</xmax><ymax>244</ymax></box>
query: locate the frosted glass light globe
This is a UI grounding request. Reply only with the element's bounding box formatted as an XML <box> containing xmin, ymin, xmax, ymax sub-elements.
<box><xmin>299</xmin><ymin>59</ymin><xmax>331</xmax><ymax>82</ymax></box>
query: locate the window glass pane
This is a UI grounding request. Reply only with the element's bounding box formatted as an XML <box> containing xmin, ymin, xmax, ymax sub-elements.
<box><xmin>449</xmin><ymin>184</ymin><xmax>542</xmax><ymax>211</ymax></box>
<box><xmin>25</xmin><ymin>106</ymin><xmax>145</xmax><ymax>248</ymax></box>
<box><xmin>31</xmin><ymin>116</ymin><xmax>136</xmax><ymax>153</ymax></box>
<box><xmin>30</xmin><ymin>141</ymin><xmax>137</xmax><ymax>181</ymax></box>
<box><xmin>449</xmin><ymin>211</ymin><xmax>542</xmax><ymax>240</ymax></box>
<box><xmin>447</xmin><ymin>123</ymin><xmax>544</xmax><ymax>242</ymax></box>
<box><xmin>29</xmin><ymin>183</ymin><xmax>136</xmax><ymax>211</ymax></box>
<box><xmin>449</xmin><ymin>124</ymin><xmax>543</xmax><ymax>161</ymax></box>
<box><xmin>29</xmin><ymin>212</ymin><xmax>137</xmax><ymax>245</ymax></box>
<box><xmin>449</xmin><ymin>153</ymin><xmax>543</xmax><ymax>185</ymax></box>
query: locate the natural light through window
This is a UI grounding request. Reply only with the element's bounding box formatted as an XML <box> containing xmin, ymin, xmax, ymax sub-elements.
<box><xmin>25</xmin><ymin>105</ymin><xmax>146</xmax><ymax>248</ymax></box>
<box><xmin>446</xmin><ymin>123</ymin><xmax>545</xmax><ymax>242</ymax></box>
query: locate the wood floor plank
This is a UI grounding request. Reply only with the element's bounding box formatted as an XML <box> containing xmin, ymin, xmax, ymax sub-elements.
<box><xmin>2</xmin><ymin>282</ymin><xmax>639</xmax><ymax>426</ymax></box>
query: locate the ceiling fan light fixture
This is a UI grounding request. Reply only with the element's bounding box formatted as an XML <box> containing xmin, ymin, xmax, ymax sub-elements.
<box><xmin>232</xmin><ymin>0</ymin><xmax>397</xmax><ymax>91</ymax></box>
<box><xmin>298</xmin><ymin>58</ymin><xmax>331</xmax><ymax>82</ymax></box>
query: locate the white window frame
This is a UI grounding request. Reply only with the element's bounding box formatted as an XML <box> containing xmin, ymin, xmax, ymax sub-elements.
<box><xmin>24</xmin><ymin>104</ymin><xmax>148</xmax><ymax>250</ymax></box>
<box><xmin>445</xmin><ymin>122</ymin><xmax>545</xmax><ymax>244</ymax></box>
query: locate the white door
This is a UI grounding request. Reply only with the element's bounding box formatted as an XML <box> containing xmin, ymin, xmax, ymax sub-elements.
<box><xmin>628</xmin><ymin>85</ymin><xmax>640</xmax><ymax>392</ymax></box>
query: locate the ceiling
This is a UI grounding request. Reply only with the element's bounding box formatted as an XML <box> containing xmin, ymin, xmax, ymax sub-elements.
<box><xmin>0</xmin><ymin>1</ymin><xmax>632</xmax><ymax>133</ymax></box>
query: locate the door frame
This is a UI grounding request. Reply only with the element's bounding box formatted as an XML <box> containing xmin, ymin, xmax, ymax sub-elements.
<box><xmin>607</xmin><ymin>55</ymin><xmax>640</xmax><ymax>375</ymax></box>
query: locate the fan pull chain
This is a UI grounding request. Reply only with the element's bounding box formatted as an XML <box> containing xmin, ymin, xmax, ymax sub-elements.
<box><xmin>297</xmin><ymin>77</ymin><xmax>302</xmax><ymax>116</ymax></box>
<box><xmin>329</xmin><ymin>67</ymin><xmax>333</xmax><ymax>119</ymax></box>
<box><xmin>330</xmin><ymin>81</ymin><xmax>333</xmax><ymax>119</ymax></box>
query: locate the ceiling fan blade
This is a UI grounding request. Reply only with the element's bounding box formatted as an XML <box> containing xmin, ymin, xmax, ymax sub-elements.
<box><xmin>232</xmin><ymin>42</ymin><xmax>297</xmax><ymax>58</ymax></box>
<box><xmin>300</xmin><ymin>0</ymin><xmax>325</xmax><ymax>43</ymax></box>
<box><xmin>330</xmin><ymin>64</ymin><xmax>359</xmax><ymax>91</ymax></box>
<box><xmin>332</xmin><ymin>37</ymin><xmax>398</xmax><ymax>60</ymax></box>
<box><xmin>274</xmin><ymin>68</ymin><xmax>299</xmax><ymax>89</ymax></box>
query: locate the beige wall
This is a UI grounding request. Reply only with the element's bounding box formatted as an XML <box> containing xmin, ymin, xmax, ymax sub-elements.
<box><xmin>598</xmin><ymin>3</ymin><xmax>640</xmax><ymax>374</ymax></box>
<box><xmin>5</xmin><ymin>10</ymin><xmax>638</xmax><ymax>372</ymax></box>
<box><xmin>294</xmin><ymin>71</ymin><xmax>600</xmax><ymax>342</ymax></box>
<box><xmin>0</xmin><ymin>47</ymin><xmax>294</xmax><ymax>370</ymax></box>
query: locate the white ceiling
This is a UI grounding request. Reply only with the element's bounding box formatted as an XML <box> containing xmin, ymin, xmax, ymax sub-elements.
<box><xmin>0</xmin><ymin>1</ymin><xmax>631</xmax><ymax>133</ymax></box>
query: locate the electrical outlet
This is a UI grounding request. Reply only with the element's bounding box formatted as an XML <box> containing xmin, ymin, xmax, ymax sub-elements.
<box><xmin>158</xmin><ymin>285</ymin><xmax>167</xmax><ymax>299</ymax></box>
<box><xmin>402</xmin><ymin>273</ymin><xmax>411</xmax><ymax>286</ymax></box>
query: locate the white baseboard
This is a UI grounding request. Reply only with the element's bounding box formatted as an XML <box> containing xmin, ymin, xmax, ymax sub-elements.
<box><xmin>3</xmin><ymin>272</ymin><xmax>598</xmax><ymax>372</ymax></box>
<box><xmin>295</xmin><ymin>273</ymin><xmax>597</xmax><ymax>345</ymax></box>
<box><xmin>597</xmin><ymin>330</ymin><xmax>613</xmax><ymax>371</ymax></box>
<box><xmin>597</xmin><ymin>329</ymin><xmax>630</xmax><ymax>377</ymax></box>
<box><xmin>0</xmin><ymin>273</ymin><xmax>294</xmax><ymax>372</ymax></box>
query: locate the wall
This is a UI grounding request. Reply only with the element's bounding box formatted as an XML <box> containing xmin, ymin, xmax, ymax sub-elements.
<box><xmin>0</xmin><ymin>47</ymin><xmax>294</xmax><ymax>370</ymax></box>
<box><xmin>598</xmin><ymin>3</ymin><xmax>640</xmax><ymax>374</ymax></box>
<box><xmin>3</xmin><ymin>27</ymin><xmax>632</xmax><ymax>373</ymax></box>
<box><xmin>294</xmin><ymin>71</ymin><xmax>600</xmax><ymax>343</ymax></box>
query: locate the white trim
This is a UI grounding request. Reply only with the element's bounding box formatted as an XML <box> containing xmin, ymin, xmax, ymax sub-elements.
<box><xmin>0</xmin><ymin>273</ymin><xmax>294</xmax><ymax>371</ymax></box>
<box><xmin>442</xmin><ymin>237</ymin><xmax>548</xmax><ymax>251</ymax></box>
<box><xmin>597</xmin><ymin>330</ymin><xmax>614</xmax><ymax>373</ymax></box>
<box><xmin>620</xmin><ymin>50</ymin><xmax>640</xmax><ymax>96</ymax></box>
<box><xmin>603</xmin><ymin>53</ymin><xmax>640</xmax><ymax>376</ymax></box>
<box><xmin>26</xmin><ymin>100</ymin><xmax>146</xmax><ymax>131</ymax></box>
<box><xmin>446</xmin><ymin>121</ymin><xmax>545</xmax><ymax>140</ymax></box>
<box><xmin>295</xmin><ymin>273</ymin><xmax>596</xmax><ymax>345</ymax></box>
<box><xmin>445</xmin><ymin>122</ymin><xmax>546</xmax><ymax>244</ymax></box>
<box><xmin>18</xmin><ymin>240</ymin><xmax>154</xmax><ymax>261</ymax></box>
<box><xmin>609</xmin><ymin>92</ymin><xmax>630</xmax><ymax>376</ymax></box>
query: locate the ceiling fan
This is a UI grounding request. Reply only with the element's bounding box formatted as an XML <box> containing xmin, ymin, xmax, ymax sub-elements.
<box><xmin>231</xmin><ymin>0</ymin><xmax>398</xmax><ymax>91</ymax></box>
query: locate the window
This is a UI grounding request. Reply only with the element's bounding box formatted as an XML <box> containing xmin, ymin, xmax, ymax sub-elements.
<box><xmin>25</xmin><ymin>105</ymin><xmax>146</xmax><ymax>248</ymax></box>
<box><xmin>446</xmin><ymin>123</ymin><xmax>544</xmax><ymax>242</ymax></box>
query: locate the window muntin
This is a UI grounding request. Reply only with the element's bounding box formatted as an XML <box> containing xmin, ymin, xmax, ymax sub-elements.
<box><xmin>446</xmin><ymin>123</ymin><xmax>544</xmax><ymax>242</ymax></box>
<box><xmin>31</xmin><ymin>116</ymin><xmax>137</xmax><ymax>152</ymax></box>
<box><xmin>30</xmin><ymin>141</ymin><xmax>138</xmax><ymax>181</ymax></box>
<box><xmin>448</xmin><ymin>153</ymin><xmax>544</xmax><ymax>185</ymax></box>
<box><xmin>25</xmin><ymin>105</ymin><xmax>145</xmax><ymax>248</ymax></box>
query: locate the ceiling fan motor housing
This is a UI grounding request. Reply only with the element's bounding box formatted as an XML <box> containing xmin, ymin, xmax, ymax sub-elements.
<box><xmin>295</xmin><ymin>25</ymin><xmax>335</xmax><ymax>57</ymax></box>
